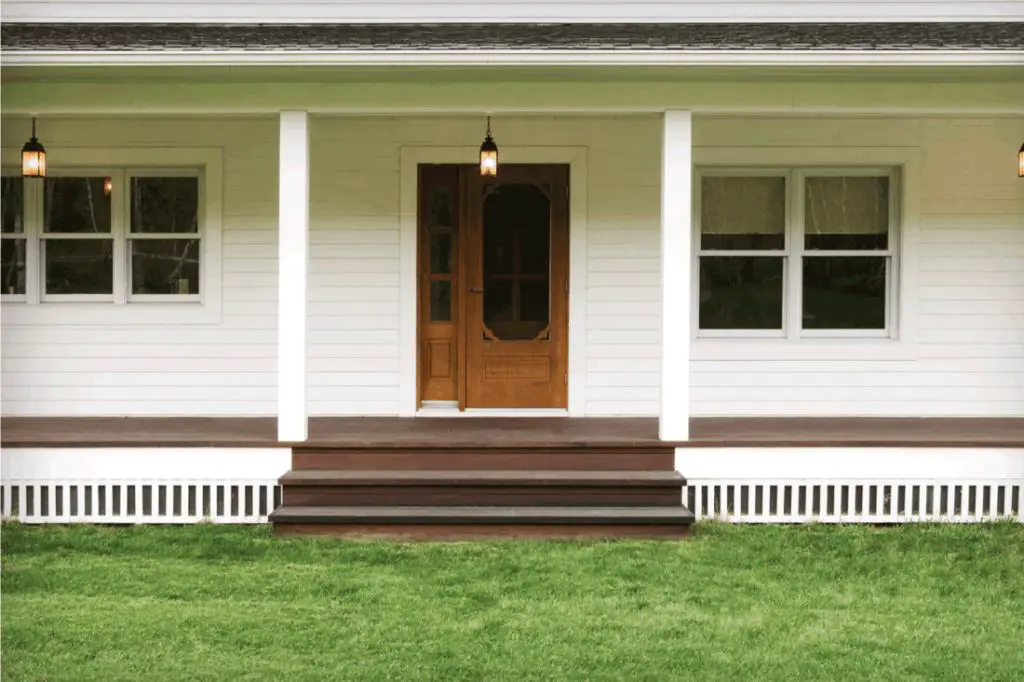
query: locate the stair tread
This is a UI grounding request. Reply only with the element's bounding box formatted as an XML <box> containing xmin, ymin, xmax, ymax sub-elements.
<box><xmin>281</xmin><ymin>469</ymin><xmax>683</xmax><ymax>485</ymax></box>
<box><xmin>270</xmin><ymin>505</ymin><xmax>694</xmax><ymax>523</ymax></box>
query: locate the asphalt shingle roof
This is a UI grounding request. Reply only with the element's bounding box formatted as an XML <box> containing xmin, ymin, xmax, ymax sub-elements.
<box><xmin>2</xmin><ymin>22</ymin><xmax>1023</xmax><ymax>52</ymax></box>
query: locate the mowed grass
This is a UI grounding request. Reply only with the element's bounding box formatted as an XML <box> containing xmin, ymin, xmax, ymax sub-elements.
<box><xmin>2</xmin><ymin>523</ymin><xmax>1023</xmax><ymax>681</ymax></box>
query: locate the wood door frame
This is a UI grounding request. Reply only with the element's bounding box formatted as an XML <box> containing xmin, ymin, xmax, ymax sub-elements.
<box><xmin>399</xmin><ymin>145</ymin><xmax>589</xmax><ymax>416</ymax></box>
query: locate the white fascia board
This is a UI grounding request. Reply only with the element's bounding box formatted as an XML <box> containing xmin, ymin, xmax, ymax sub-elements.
<box><xmin>3</xmin><ymin>49</ymin><xmax>1024</xmax><ymax>67</ymax></box>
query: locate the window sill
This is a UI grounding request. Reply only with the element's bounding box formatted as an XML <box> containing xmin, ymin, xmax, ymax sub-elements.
<box><xmin>0</xmin><ymin>300</ymin><xmax>222</xmax><ymax>326</ymax></box>
<box><xmin>691</xmin><ymin>337</ymin><xmax>918</xmax><ymax>362</ymax></box>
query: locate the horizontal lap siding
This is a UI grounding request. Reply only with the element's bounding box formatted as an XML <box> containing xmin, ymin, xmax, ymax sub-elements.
<box><xmin>691</xmin><ymin>116</ymin><xmax>1024</xmax><ymax>417</ymax></box>
<box><xmin>0</xmin><ymin>116</ymin><xmax>279</xmax><ymax>416</ymax></box>
<box><xmin>307</xmin><ymin>115</ymin><xmax>663</xmax><ymax>416</ymax></box>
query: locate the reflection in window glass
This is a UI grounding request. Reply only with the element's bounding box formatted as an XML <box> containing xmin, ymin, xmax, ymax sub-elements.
<box><xmin>131</xmin><ymin>239</ymin><xmax>201</xmax><ymax>295</ymax></box>
<box><xmin>1</xmin><ymin>177</ymin><xmax>24</xmax><ymax>234</ymax></box>
<box><xmin>805</xmin><ymin>177</ymin><xmax>888</xmax><ymax>250</ymax></box>
<box><xmin>44</xmin><ymin>178</ymin><xmax>111</xmax><ymax>233</ymax></box>
<box><xmin>429</xmin><ymin>280</ymin><xmax>452</xmax><ymax>322</ymax></box>
<box><xmin>131</xmin><ymin>177</ymin><xmax>199</xmax><ymax>234</ymax></box>
<box><xmin>1</xmin><ymin>239</ymin><xmax>26</xmax><ymax>295</ymax></box>
<box><xmin>44</xmin><ymin>239</ymin><xmax>114</xmax><ymax>295</ymax></box>
<box><xmin>701</xmin><ymin>176</ymin><xmax>786</xmax><ymax>250</ymax></box>
<box><xmin>699</xmin><ymin>256</ymin><xmax>784</xmax><ymax>330</ymax></box>
<box><xmin>803</xmin><ymin>256</ymin><xmax>886</xmax><ymax>329</ymax></box>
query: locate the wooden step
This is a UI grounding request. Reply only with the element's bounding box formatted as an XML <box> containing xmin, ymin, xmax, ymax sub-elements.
<box><xmin>279</xmin><ymin>469</ymin><xmax>684</xmax><ymax>507</ymax></box>
<box><xmin>270</xmin><ymin>505</ymin><xmax>694</xmax><ymax>540</ymax></box>
<box><xmin>292</xmin><ymin>447</ymin><xmax>674</xmax><ymax>471</ymax></box>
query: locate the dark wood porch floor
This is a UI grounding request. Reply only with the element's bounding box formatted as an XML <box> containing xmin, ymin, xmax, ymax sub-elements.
<box><xmin>1</xmin><ymin>416</ymin><xmax>1021</xmax><ymax>448</ymax></box>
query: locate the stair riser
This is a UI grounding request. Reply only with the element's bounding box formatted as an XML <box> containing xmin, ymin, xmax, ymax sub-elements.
<box><xmin>274</xmin><ymin>522</ymin><xmax>692</xmax><ymax>540</ymax></box>
<box><xmin>283</xmin><ymin>485</ymin><xmax>682</xmax><ymax>507</ymax></box>
<box><xmin>293</xmin><ymin>450</ymin><xmax>674</xmax><ymax>471</ymax></box>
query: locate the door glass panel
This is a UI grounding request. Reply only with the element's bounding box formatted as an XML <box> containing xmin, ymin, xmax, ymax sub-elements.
<box><xmin>482</xmin><ymin>183</ymin><xmax>551</xmax><ymax>340</ymax></box>
<box><xmin>429</xmin><ymin>232</ymin><xmax>452</xmax><ymax>274</ymax></box>
<box><xmin>430</xmin><ymin>280</ymin><xmax>452</xmax><ymax>322</ymax></box>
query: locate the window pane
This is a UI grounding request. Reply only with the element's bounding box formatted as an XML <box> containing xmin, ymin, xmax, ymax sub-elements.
<box><xmin>131</xmin><ymin>239</ymin><xmax>201</xmax><ymax>295</ymax></box>
<box><xmin>1</xmin><ymin>177</ymin><xmax>23</xmax><ymax>234</ymax></box>
<box><xmin>44</xmin><ymin>178</ymin><xmax>112</xmax><ymax>233</ymax></box>
<box><xmin>429</xmin><ymin>280</ymin><xmax>451</xmax><ymax>322</ymax></box>
<box><xmin>131</xmin><ymin>177</ymin><xmax>199</xmax><ymax>234</ymax></box>
<box><xmin>805</xmin><ymin>177</ymin><xmax>889</xmax><ymax>250</ymax></box>
<box><xmin>44</xmin><ymin>239</ymin><xmax>113</xmax><ymax>294</ymax></box>
<box><xmin>803</xmin><ymin>256</ymin><xmax>887</xmax><ymax>330</ymax></box>
<box><xmin>429</xmin><ymin>232</ymin><xmax>452</xmax><ymax>274</ymax></box>
<box><xmin>701</xmin><ymin>176</ymin><xmax>785</xmax><ymax>250</ymax></box>
<box><xmin>1</xmin><ymin>239</ymin><xmax>27</xmax><ymax>295</ymax></box>
<box><xmin>699</xmin><ymin>256</ymin><xmax>784</xmax><ymax>330</ymax></box>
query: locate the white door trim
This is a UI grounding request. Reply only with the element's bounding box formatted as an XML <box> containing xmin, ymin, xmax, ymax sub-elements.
<box><xmin>398</xmin><ymin>145</ymin><xmax>589</xmax><ymax>417</ymax></box>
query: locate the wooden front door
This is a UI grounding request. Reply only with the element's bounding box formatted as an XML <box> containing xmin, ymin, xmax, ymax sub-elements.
<box><xmin>417</xmin><ymin>164</ymin><xmax>569</xmax><ymax>409</ymax></box>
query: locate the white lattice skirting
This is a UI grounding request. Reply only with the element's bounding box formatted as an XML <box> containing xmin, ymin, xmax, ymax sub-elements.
<box><xmin>1</xmin><ymin>448</ymin><xmax>290</xmax><ymax>524</ymax></box>
<box><xmin>1</xmin><ymin>446</ymin><xmax>1022</xmax><ymax>525</ymax></box>
<box><xmin>678</xmin><ymin>448</ymin><xmax>1024</xmax><ymax>523</ymax></box>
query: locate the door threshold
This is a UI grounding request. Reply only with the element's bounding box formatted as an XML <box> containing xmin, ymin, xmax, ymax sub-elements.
<box><xmin>416</xmin><ymin>408</ymin><xmax>570</xmax><ymax>418</ymax></box>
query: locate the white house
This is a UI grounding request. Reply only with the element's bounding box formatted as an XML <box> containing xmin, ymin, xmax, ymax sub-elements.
<box><xmin>0</xmin><ymin>2</ymin><xmax>1022</xmax><ymax>535</ymax></box>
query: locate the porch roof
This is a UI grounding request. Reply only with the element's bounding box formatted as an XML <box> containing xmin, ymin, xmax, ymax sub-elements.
<box><xmin>3</xmin><ymin>22</ymin><xmax>1023</xmax><ymax>53</ymax></box>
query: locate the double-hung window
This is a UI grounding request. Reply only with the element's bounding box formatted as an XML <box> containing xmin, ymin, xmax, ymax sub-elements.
<box><xmin>696</xmin><ymin>168</ymin><xmax>898</xmax><ymax>338</ymax></box>
<box><xmin>0</xmin><ymin>169</ymin><xmax>202</xmax><ymax>303</ymax></box>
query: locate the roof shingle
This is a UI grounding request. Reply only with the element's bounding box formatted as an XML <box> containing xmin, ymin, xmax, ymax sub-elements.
<box><xmin>3</xmin><ymin>22</ymin><xmax>1023</xmax><ymax>52</ymax></box>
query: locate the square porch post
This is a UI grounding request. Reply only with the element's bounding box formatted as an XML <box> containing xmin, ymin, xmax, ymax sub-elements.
<box><xmin>660</xmin><ymin>110</ymin><xmax>692</xmax><ymax>441</ymax></box>
<box><xmin>277</xmin><ymin>111</ymin><xmax>309</xmax><ymax>442</ymax></box>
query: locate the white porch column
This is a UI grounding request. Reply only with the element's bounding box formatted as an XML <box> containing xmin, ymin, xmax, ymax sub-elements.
<box><xmin>277</xmin><ymin>111</ymin><xmax>309</xmax><ymax>442</ymax></box>
<box><xmin>660</xmin><ymin>110</ymin><xmax>692</xmax><ymax>441</ymax></box>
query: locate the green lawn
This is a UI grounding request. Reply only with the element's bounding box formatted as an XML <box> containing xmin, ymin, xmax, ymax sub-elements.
<box><xmin>2</xmin><ymin>523</ymin><xmax>1023</xmax><ymax>682</ymax></box>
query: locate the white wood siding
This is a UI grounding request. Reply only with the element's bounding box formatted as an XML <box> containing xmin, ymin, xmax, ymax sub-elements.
<box><xmin>2</xmin><ymin>113</ymin><xmax>1021</xmax><ymax>418</ymax></box>
<box><xmin>3</xmin><ymin>1</ymin><xmax>1020</xmax><ymax>23</ymax></box>
<box><xmin>0</xmin><ymin>116</ymin><xmax>280</xmax><ymax>416</ymax></box>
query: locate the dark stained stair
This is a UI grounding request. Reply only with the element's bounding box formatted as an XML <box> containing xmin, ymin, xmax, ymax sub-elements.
<box><xmin>271</xmin><ymin>445</ymin><xmax>694</xmax><ymax>539</ymax></box>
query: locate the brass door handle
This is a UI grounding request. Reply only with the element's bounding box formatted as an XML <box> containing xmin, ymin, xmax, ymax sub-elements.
<box><xmin>469</xmin><ymin>287</ymin><xmax>484</xmax><ymax>294</ymax></box>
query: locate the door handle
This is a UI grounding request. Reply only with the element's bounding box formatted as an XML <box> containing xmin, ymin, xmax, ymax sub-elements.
<box><xmin>469</xmin><ymin>287</ymin><xmax>484</xmax><ymax>294</ymax></box>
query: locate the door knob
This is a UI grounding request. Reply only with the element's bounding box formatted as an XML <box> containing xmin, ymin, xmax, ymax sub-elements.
<box><xmin>469</xmin><ymin>287</ymin><xmax>484</xmax><ymax>294</ymax></box>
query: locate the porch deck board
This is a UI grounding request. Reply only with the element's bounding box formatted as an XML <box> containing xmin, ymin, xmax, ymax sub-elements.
<box><xmin>1</xmin><ymin>416</ymin><xmax>1021</xmax><ymax>448</ymax></box>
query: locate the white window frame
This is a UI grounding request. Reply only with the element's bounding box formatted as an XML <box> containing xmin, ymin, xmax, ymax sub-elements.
<box><xmin>0</xmin><ymin>169</ymin><xmax>31</xmax><ymax>303</ymax></box>
<box><xmin>690</xmin><ymin>146</ymin><xmax>921</xmax><ymax>363</ymax></box>
<box><xmin>37</xmin><ymin>168</ymin><xmax>120</xmax><ymax>303</ymax></box>
<box><xmin>694</xmin><ymin>166</ymin><xmax>899</xmax><ymax>341</ymax></box>
<box><xmin>124</xmin><ymin>168</ymin><xmax>204</xmax><ymax>304</ymax></box>
<box><xmin>0</xmin><ymin>146</ymin><xmax>222</xmax><ymax>326</ymax></box>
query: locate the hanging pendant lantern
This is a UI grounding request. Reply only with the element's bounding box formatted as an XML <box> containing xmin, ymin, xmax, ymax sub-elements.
<box><xmin>1018</xmin><ymin>142</ymin><xmax>1024</xmax><ymax>178</ymax></box>
<box><xmin>479</xmin><ymin>116</ymin><xmax>498</xmax><ymax>177</ymax></box>
<box><xmin>21</xmin><ymin>118</ymin><xmax>47</xmax><ymax>178</ymax></box>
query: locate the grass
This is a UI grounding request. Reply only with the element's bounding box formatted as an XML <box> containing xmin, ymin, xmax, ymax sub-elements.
<box><xmin>2</xmin><ymin>523</ymin><xmax>1023</xmax><ymax>681</ymax></box>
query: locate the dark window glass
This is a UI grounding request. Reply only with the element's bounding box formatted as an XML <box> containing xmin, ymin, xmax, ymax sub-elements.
<box><xmin>1</xmin><ymin>177</ymin><xmax>23</xmax><ymax>234</ymax></box>
<box><xmin>803</xmin><ymin>256</ymin><xmax>887</xmax><ymax>330</ymax></box>
<box><xmin>130</xmin><ymin>239</ymin><xmax>201</xmax><ymax>295</ymax></box>
<box><xmin>44</xmin><ymin>239</ymin><xmax>113</xmax><ymax>294</ymax></box>
<box><xmin>701</xmin><ymin>176</ymin><xmax>785</xmax><ymax>250</ymax></box>
<box><xmin>131</xmin><ymin>177</ymin><xmax>199</xmax><ymax>234</ymax></box>
<box><xmin>482</xmin><ymin>184</ymin><xmax>551</xmax><ymax>340</ymax></box>
<box><xmin>699</xmin><ymin>257</ymin><xmax>784</xmax><ymax>330</ymax></box>
<box><xmin>805</xmin><ymin>177</ymin><xmax>888</xmax><ymax>250</ymax></box>
<box><xmin>429</xmin><ymin>233</ymin><xmax>452</xmax><ymax>275</ymax></box>
<box><xmin>1</xmin><ymin>239</ymin><xmax>27</xmax><ymax>295</ymax></box>
<box><xmin>428</xmin><ymin>186</ymin><xmax>454</xmax><ymax>229</ymax></box>
<box><xmin>429</xmin><ymin>280</ymin><xmax>452</xmax><ymax>322</ymax></box>
<box><xmin>44</xmin><ymin>178</ymin><xmax>111</xmax><ymax>233</ymax></box>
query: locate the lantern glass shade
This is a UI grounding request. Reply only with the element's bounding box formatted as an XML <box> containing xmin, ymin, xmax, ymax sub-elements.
<box><xmin>480</xmin><ymin>136</ymin><xmax>498</xmax><ymax>177</ymax></box>
<box><xmin>1018</xmin><ymin>143</ymin><xmax>1024</xmax><ymax>178</ymax></box>
<box><xmin>22</xmin><ymin>138</ymin><xmax>46</xmax><ymax>178</ymax></box>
